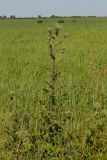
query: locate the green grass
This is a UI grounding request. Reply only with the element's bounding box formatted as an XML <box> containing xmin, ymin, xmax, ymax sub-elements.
<box><xmin>0</xmin><ymin>18</ymin><xmax>107</xmax><ymax>159</ymax></box>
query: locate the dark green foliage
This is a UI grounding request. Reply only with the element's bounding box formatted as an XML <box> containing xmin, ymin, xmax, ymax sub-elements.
<box><xmin>37</xmin><ymin>20</ymin><xmax>43</xmax><ymax>23</ymax></box>
<box><xmin>58</xmin><ymin>20</ymin><xmax>64</xmax><ymax>23</ymax></box>
<box><xmin>72</xmin><ymin>19</ymin><xmax>77</xmax><ymax>22</ymax></box>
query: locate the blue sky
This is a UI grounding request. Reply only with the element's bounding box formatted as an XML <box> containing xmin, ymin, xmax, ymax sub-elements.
<box><xmin>0</xmin><ymin>0</ymin><xmax>107</xmax><ymax>17</ymax></box>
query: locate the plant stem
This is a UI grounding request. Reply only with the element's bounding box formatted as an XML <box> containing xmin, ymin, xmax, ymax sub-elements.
<box><xmin>51</xmin><ymin>45</ymin><xmax>56</xmax><ymax>111</ymax></box>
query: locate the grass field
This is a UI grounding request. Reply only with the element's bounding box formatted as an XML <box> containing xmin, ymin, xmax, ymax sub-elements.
<box><xmin>0</xmin><ymin>18</ymin><xmax>107</xmax><ymax>159</ymax></box>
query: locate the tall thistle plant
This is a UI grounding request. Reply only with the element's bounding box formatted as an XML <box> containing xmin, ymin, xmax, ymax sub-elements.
<box><xmin>48</xmin><ymin>24</ymin><xmax>68</xmax><ymax>111</ymax></box>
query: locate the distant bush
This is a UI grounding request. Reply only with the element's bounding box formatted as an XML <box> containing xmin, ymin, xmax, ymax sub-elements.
<box><xmin>42</xmin><ymin>17</ymin><xmax>47</xmax><ymax>19</ymax></box>
<box><xmin>3</xmin><ymin>16</ymin><xmax>6</xmax><ymax>19</ymax></box>
<box><xmin>0</xmin><ymin>16</ymin><xmax>2</xmax><ymax>19</ymax></box>
<box><xmin>58</xmin><ymin>20</ymin><xmax>64</xmax><ymax>23</ymax></box>
<box><xmin>51</xmin><ymin>15</ymin><xmax>56</xmax><ymax>18</ymax></box>
<box><xmin>10</xmin><ymin>15</ymin><xmax>16</xmax><ymax>19</ymax></box>
<box><xmin>88</xmin><ymin>16</ymin><xmax>96</xmax><ymax>18</ymax></box>
<box><xmin>71</xmin><ymin>16</ymin><xmax>82</xmax><ymax>18</ymax></box>
<box><xmin>72</xmin><ymin>19</ymin><xmax>77</xmax><ymax>22</ymax></box>
<box><xmin>38</xmin><ymin>15</ymin><xmax>42</xmax><ymax>18</ymax></box>
<box><xmin>37</xmin><ymin>20</ymin><xmax>43</xmax><ymax>23</ymax></box>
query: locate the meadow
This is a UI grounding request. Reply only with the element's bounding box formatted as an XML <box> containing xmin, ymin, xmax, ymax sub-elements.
<box><xmin>0</xmin><ymin>17</ymin><xmax>107</xmax><ymax>159</ymax></box>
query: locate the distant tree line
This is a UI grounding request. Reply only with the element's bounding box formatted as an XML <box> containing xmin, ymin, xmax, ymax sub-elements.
<box><xmin>0</xmin><ymin>15</ymin><xmax>105</xmax><ymax>19</ymax></box>
<box><xmin>0</xmin><ymin>15</ymin><xmax>16</xmax><ymax>19</ymax></box>
<box><xmin>0</xmin><ymin>15</ymin><xmax>7</xmax><ymax>19</ymax></box>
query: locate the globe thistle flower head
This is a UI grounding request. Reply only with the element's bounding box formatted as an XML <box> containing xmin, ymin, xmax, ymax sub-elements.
<box><xmin>64</xmin><ymin>33</ymin><xmax>69</xmax><ymax>39</ymax></box>
<box><xmin>55</xmin><ymin>23</ymin><xmax>62</xmax><ymax>36</ymax></box>
<box><xmin>48</xmin><ymin>27</ymin><xmax>53</xmax><ymax>36</ymax></box>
